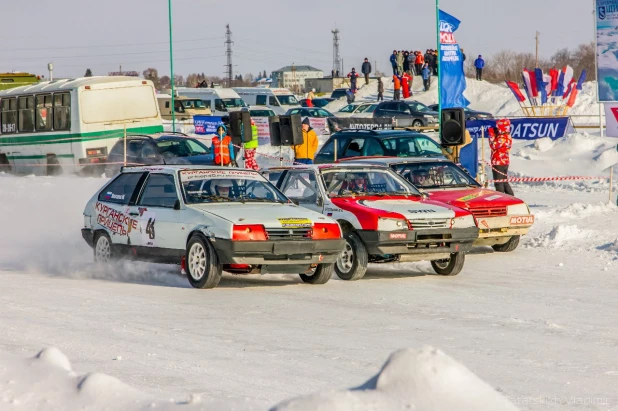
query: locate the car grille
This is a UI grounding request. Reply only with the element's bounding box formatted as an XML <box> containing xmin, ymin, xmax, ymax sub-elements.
<box><xmin>408</xmin><ymin>218</ymin><xmax>449</xmax><ymax>229</ymax></box>
<box><xmin>470</xmin><ymin>207</ymin><xmax>507</xmax><ymax>218</ymax></box>
<box><xmin>266</xmin><ymin>228</ymin><xmax>312</xmax><ymax>240</ymax></box>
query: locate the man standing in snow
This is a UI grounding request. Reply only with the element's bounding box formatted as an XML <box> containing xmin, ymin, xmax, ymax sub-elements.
<box><xmin>346</xmin><ymin>88</ymin><xmax>355</xmax><ymax>104</ymax></box>
<box><xmin>396</xmin><ymin>51</ymin><xmax>404</xmax><ymax>76</ymax></box>
<box><xmin>377</xmin><ymin>78</ymin><xmax>384</xmax><ymax>101</ymax></box>
<box><xmin>390</xmin><ymin>50</ymin><xmax>398</xmax><ymax>75</ymax></box>
<box><xmin>348</xmin><ymin>68</ymin><xmax>359</xmax><ymax>92</ymax></box>
<box><xmin>421</xmin><ymin>64</ymin><xmax>431</xmax><ymax>91</ymax></box>
<box><xmin>361</xmin><ymin>58</ymin><xmax>372</xmax><ymax>85</ymax></box>
<box><xmin>392</xmin><ymin>75</ymin><xmax>401</xmax><ymax>101</ymax></box>
<box><xmin>474</xmin><ymin>55</ymin><xmax>485</xmax><ymax>81</ymax></box>
<box><xmin>488</xmin><ymin>119</ymin><xmax>514</xmax><ymax>195</ymax></box>
<box><xmin>294</xmin><ymin>117</ymin><xmax>319</xmax><ymax>164</ymax></box>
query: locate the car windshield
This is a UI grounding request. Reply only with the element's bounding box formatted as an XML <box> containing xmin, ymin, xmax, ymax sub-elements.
<box><xmin>382</xmin><ymin>136</ymin><xmax>444</xmax><ymax>157</ymax></box>
<box><xmin>180</xmin><ymin>169</ymin><xmax>288</xmax><ymax>204</ymax></box>
<box><xmin>356</xmin><ymin>104</ymin><xmax>377</xmax><ymax>113</ymax></box>
<box><xmin>157</xmin><ymin>138</ymin><xmax>210</xmax><ymax>156</ymax></box>
<box><xmin>222</xmin><ymin>98</ymin><xmax>246</xmax><ymax>108</ymax></box>
<box><xmin>321</xmin><ymin>168</ymin><xmax>421</xmax><ymax>197</ymax></box>
<box><xmin>309</xmin><ymin>108</ymin><xmax>332</xmax><ymax>117</ymax></box>
<box><xmin>394</xmin><ymin>162</ymin><xmax>479</xmax><ymax>189</ymax></box>
<box><xmin>339</xmin><ymin>104</ymin><xmax>356</xmax><ymax>113</ymax></box>
<box><xmin>407</xmin><ymin>101</ymin><xmax>431</xmax><ymax>112</ymax></box>
<box><xmin>276</xmin><ymin>95</ymin><xmax>299</xmax><ymax>105</ymax></box>
<box><xmin>250</xmin><ymin>109</ymin><xmax>275</xmax><ymax>117</ymax></box>
<box><xmin>183</xmin><ymin>99</ymin><xmax>206</xmax><ymax>109</ymax></box>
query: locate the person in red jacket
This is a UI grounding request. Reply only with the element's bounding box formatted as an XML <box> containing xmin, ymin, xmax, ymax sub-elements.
<box><xmin>488</xmin><ymin>118</ymin><xmax>514</xmax><ymax>195</ymax></box>
<box><xmin>402</xmin><ymin>72</ymin><xmax>413</xmax><ymax>98</ymax></box>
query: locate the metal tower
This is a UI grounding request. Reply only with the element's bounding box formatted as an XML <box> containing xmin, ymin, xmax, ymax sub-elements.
<box><xmin>225</xmin><ymin>24</ymin><xmax>233</xmax><ymax>87</ymax></box>
<box><xmin>331</xmin><ymin>28</ymin><xmax>341</xmax><ymax>76</ymax></box>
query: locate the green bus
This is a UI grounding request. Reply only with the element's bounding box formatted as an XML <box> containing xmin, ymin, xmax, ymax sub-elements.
<box><xmin>0</xmin><ymin>72</ymin><xmax>40</xmax><ymax>91</ymax></box>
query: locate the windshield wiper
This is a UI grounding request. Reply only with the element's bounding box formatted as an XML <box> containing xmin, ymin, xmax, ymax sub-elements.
<box><xmin>238</xmin><ymin>197</ymin><xmax>286</xmax><ymax>204</ymax></box>
<box><xmin>193</xmin><ymin>194</ymin><xmax>229</xmax><ymax>202</ymax></box>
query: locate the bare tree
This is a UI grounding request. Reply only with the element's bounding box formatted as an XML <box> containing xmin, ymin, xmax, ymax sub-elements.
<box><xmin>143</xmin><ymin>68</ymin><xmax>160</xmax><ymax>90</ymax></box>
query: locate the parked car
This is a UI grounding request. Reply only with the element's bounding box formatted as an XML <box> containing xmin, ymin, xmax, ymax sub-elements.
<box><xmin>314</xmin><ymin>129</ymin><xmax>445</xmax><ymax>164</ymax></box>
<box><xmin>373</xmin><ymin>101</ymin><xmax>439</xmax><ymax>129</ymax></box>
<box><xmin>262</xmin><ymin>164</ymin><xmax>479</xmax><ymax>279</ymax></box>
<box><xmin>330</xmin><ymin>88</ymin><xmax>348</xmax><ymax>99</ymax></box>
<box><xmin>300</xmin><ymin>98</ymin><xmax>334</xmax><ymax>108</ymax></box>
<box><xmin>82</xmin><ymin>166</ymin><xmax>345</xmax><ymax>289</ymax></box>
<box><xmin>336</xmin><ymin>102</ymin><xmax>379</xmax><ymax>118</ymax></box>
<box><xmin>340</xmin><ymin>157</ymin><xmax>534</xmax><ymax>252</ymax></box>
<box><xmin>426</xmin><ymin>104</ymin><xmax>494</xmax><ymax>120</ymax></box>
<box><xmin>105</xmin><ymin>134</ymin><xmax>214</xmax><ymax>177</ymax></box>
<box><xmin>285</xmin><ymin>107</ymin><xmax>335</xmax><ymax>118</ymax></box>
<box><xmin>248</xmin><ymin>108</ymin><xmax>276</xmax><ymax>117</ymax></box>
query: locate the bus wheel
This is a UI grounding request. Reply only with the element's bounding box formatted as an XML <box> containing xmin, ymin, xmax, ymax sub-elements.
<box><xmin>46</xmin><ymin>155</ymin><xmax>62</xmax><ymax>176</ymax></box>
<box><xmin>0</xmin><ymin>154</ymin><xmax>12</xmax><ymax>174</ymax></box>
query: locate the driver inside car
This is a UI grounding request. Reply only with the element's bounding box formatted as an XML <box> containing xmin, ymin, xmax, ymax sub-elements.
<box><xmin>342</xmin><ymin>173</ymin><xmax>368</xmax><ymax>194</ymax></box>
<box><xmin>412</xmin><ymin>169</ymin><xmax>433</xmax><ymax>187</ymax></box>
<box><xmin>213</xmin><ymin>179</ymin><xmax>234</xmax><ymax>198</ymax></box>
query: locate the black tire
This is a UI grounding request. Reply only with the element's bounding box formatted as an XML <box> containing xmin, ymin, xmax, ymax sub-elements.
<box><xmin>185</xmin><ymin>235</ymin><xmax>223</xmax><ymax>289</ymax></box>
<box><xmin>93</xmin><ymin>231</ymin><xmax>116</xmax><ymax>263</ymax></box>
<box><xmin>0</xmin><ymin>154</ymin><xmax>11</xmax><ymax>174</ymax></box>
<box><xmin>299</xmin><ymin>263</ymin><xmax>334</xmax><ymax>285</ymax></box>
<box><xmin>47</xmin><ymin>156</ymin><xmax>61</xmax><ymax>176</ymax></box>
<box><xmin>412</xmin><ymin>119</ymin><xmax>423</xmax><ymax>130</ymax></box>
<box><xmin>335</xmin><ymin>233</ymin><xmax>368</xmax><ymax>281</ymax></box>
<box><xmin>492</xmin><ymin>235</ymin><xmax>520</xmax><ymax>252</ymax></box>
<box><xmin>431</xmin><ymin>252</ymin><xmax>465</xmax><ymax>276</ymax></box>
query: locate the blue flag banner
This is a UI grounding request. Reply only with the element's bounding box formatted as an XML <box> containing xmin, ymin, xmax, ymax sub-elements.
<box><xmin>194</xmin><ymin>116</ymin><xmax>222</xmax><ymax>135</ymax></box>
<box><xmin>467</xmin><ymin>117</ymin><xmax>574</xmax><ymax>141</ymax></box>
<box><xmin>439</xmin><ymin>10</ymin><xmax>470</xmax><ymax>109</ymax></box>
<box><xmin>596</xmin><ymin>0</ymin><xmax>618</xmax><ymax>101</ymax></box>
<box><xmin>459</xmin><ymin>137</ymin><xmax>478</xmax><ymax>178</ymax></box>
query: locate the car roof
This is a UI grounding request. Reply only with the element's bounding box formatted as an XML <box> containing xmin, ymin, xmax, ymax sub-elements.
<box><xmin>264</xmin><ymin>163</ymin><xmax>390</xmax><ymax>172</ymax></box>
<box><xmin>339</xmin><ymin>157</ymin><xmax>455</xmax><ymax>166</ymax></box>
<box><xmin>120</xmin><ymin>165</ymin><xmax>260</xmax><ymax>174</ymax></box>
<box><xmin>330</xmin><ymin>129</ymin><xmax>433</xmax><ymax>139</ymax></box>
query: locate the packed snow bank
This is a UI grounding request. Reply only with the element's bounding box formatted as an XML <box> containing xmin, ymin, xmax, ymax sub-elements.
<box><xmin>272</xmin><ymin>347</ymin><xmax>518</xmax><ymax>411</ymax></box>
<box><xmin>1</xmin><ymin>346</ymin><xmax>517</xmax><ymax>411</ymax></box>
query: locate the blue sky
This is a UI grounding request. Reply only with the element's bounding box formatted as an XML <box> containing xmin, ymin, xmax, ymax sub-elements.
<box><xmin>1</xmin><ymin>0</ymin><xmax>594</xmax><ymax>79</ymax></box>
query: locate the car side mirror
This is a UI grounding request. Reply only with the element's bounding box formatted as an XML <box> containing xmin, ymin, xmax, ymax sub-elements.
<box><xmin>316</xmin><ymin>197</ymin><xmax>323</xmax><ymax>207</ymax></box>
<box><xmin>173</xmin><ymin>199</ymin><xmax>181</xmax><ymax>210</ymax></box>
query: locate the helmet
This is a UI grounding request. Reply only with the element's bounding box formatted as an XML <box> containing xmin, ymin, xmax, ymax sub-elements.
<box><xmin>214</xmin><ymin>179</ymin><xmax>233</xmax><ymax>197</ymax></box>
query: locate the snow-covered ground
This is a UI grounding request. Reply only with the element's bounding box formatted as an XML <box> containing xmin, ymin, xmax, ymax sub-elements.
<box><xmin>2</xmin><ymin>80</ymin><xmax>618</xmax><ymax>410</ymax></box>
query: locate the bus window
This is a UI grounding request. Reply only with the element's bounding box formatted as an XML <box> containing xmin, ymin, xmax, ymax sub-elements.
<box><xmin>18</xmin><ymin>96</ymin><xmax>35</xmax><ymax>133</ymax></box>
<box><xmin>53</xmin><ymin>93</ymin><xmax>71</xmax><ymax>131</ymax></box>
<box><xmin>1</xmin><ymin>97</ymin><xmax>17</xmax><ymax>134</ymax></box>
<box><xmin>214</xmin><ymin>99</ymin><xmax>226</xmax><ymax>112</ymax></box>
<box><xmin>256</xmin><ymin>95</ymin><xmax>267</xmax><ymax>105</ymax></box>
<box><xmin>202</xmin><ymin>100</ymin><xmax>211</xmax><ymax>109</ymax></box>
<box><xmin>268</xmin><ymin>96</ymin><xmax>280</xmax><ymax>106</ymax></box>
<box><xmin>35</xmin><ymin>94</ymin><xmax>53</xmax><ymax>131</ymax></box>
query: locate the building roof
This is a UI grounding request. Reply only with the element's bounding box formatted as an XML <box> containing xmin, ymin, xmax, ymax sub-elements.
<box><xmin>272</xmin><ymin>65</ymin><xmax>323</xmax><ymax>73</ymax></box>
<box><xmin>0</xmin><ymin>76</ymin><xmax>151</xmax><ymax>96</ymax></box>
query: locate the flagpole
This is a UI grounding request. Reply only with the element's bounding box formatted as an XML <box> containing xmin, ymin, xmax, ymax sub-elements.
<box><xmin>436</xmin><ymin>0</ymin><xmax>441</xmax><ymax>138</ymax></box>
<box><xmin>168</xmin><ymin>0</ymin><xmax>176</xmax><ymax>132</ymax></box>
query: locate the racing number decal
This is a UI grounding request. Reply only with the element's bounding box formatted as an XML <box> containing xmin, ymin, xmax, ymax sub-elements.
<box><xmin>146</xmin><ymin>218</ymin><xmax>156</xmax><ymax>240</ymax></box>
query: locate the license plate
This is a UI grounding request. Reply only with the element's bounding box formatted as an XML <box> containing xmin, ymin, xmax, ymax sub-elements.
<box><xmin>273</xmin><ymin>242</ymin><xmax>310</xmax><ymax>255</ymax></box>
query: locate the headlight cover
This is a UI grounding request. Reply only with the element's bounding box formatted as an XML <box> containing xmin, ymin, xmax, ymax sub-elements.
<box><xmin>507</xmin><ymin>203</ymin><xmax>529</xmax><ymax>215</ymax></box>
<box><xmin>377</xmin><ymin>217</ymin><xmax>408</xmax><ymax>231</ymax></box>
<box><xmin>452</xmin><ymin>214</ymin><xmax>476</xmax><ymax>229</ymax></box>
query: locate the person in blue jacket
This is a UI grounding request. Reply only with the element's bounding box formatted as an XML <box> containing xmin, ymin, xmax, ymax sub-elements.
<box><xmin>421</xmin><ymin>63</ymin><xmax>431</xmax><ymax>91</ymax></box>
<box><xmin>474</xmin><ymin>55</ymin><xmax>485</xmax><ymax>81</ymax></box>
<box><xmin>389</xmin><ymin>50</ymin><xmax>398</xmax><ymax>75</ymax></box>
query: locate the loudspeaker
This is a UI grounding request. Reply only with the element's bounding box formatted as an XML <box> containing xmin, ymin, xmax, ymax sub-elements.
<box><xmin>269</xmin><ymin>115</ymin><xmax>282</xmax><ymax>146</ymax></box>
<box><xmin>279</xmin><ymin>114</ymin><xmax>304</xmax><ymax>146</ymax></box>
<box><xmin>229</xmin><ymin>111</ymin><xmax>252</xmax><ymax>144</ymax></box>
<box><xmin>440</xmin><ymin>108</ymin><xmax>466</xmax><ymax>146</ymax></box>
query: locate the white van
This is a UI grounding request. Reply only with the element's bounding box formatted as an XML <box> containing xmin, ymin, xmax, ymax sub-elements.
<box><xmin>156</xmin><ymin>94</ymin><xmax>212</xmax><ymax>120</ymax></box>
<box><xmin>233</xmin><ymin>87</ymin><xmax>300</xmax><ymax>115</ymax></box>
<box><xmin>172</xmin><ymin>87</ymin><xmax>246</xmax><ymax>117</ymax></box>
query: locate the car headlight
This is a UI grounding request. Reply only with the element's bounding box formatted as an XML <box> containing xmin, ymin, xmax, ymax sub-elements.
<box><xmin>507</xmin><ymin>203</ymin><xmax>529</xmax><ymax>215</ymax></box>
<box><xmin>452</xmin><ymin>215</ymin><xmax>475</xmax><ymax>229</ymax></box>
<box><xmin>377</xmin><ymin>217</ymin><xmax>408</xmax><ymax>231</ymax></box>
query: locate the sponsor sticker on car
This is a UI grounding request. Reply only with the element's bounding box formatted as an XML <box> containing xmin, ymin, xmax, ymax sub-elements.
<box><xmin>457</xmin><ymin>192</ymin><xmax>482</xmax><ymax>202</ymax></box>
<box><xmin>278</xmin><ymin>218</ymin><xmax>312</xmax><ymax>228</ymax></box>
<box><xmin>389</xmin><ymin>232</ymin><xmax>407</xmax><ymax>240</ymax></box>
<box><xmin>510</xmin><ymin>215</ymin><xmax>535</xmax><ymax>225</ymax></box>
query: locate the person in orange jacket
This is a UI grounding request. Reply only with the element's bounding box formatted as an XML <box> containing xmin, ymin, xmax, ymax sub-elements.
<box><xmin>293</xmin><ymin>117</ymin><xmax>318</xmax><ymax>164</ymax></box>
<box><xmin>393</xmin><ymin>75</ymin><xmax>401</xmax><ymax>101</ymax></box>
<box><xmin>212</xmin><ymin>123</ymin><xmax>235</xmax><ymax>166</ymax></box>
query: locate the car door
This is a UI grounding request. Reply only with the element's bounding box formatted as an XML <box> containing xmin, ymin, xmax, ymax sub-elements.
<box><xmin>128</xmin><ymin>173</ymin><xmax>182</xmax><ymax>252</ymax></box>
<box><xmin>279</xmin><ymin>169</ymin><xmax>324</xmax><ymax>213</ymax></box>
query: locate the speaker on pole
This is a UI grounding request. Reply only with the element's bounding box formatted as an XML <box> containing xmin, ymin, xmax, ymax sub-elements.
<box><xmin>440</xmin><ymin>108</ymin><xmax>466</xmax><ymax>146</ymax></box>
<box><xmin>268</xmin><ymin>115</ymin><xmax>282</xmax><ymax>146</ymax></box>
<box><xmin>279</xmin><ymin>114</ymin><xmax>304</xmax><ymax>146</ymax></box>
<box><xmin>229</xmin><ymin>111</ymin><xmax>252</xmax><ymax>144</ymax></box>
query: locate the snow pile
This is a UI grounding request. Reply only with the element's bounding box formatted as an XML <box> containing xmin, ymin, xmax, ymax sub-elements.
<box><xmin>527</xmin><ymin>225</ymin><xmax>593</xmax><ymax>249</ymax></box>
<box><xmin>0</xmin><ymin>346</ymin><xmax>518</xmax><ymax>411</ymax></box>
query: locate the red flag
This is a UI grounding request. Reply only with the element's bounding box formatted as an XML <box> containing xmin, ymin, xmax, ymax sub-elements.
<box><xmin>527</xmin><ymin>69</ymin><xmax>538</xmax><ymax>97</ymax></box>
<box><xmin>566</xmin><ymin>87</ymin><xmax>578</xmax><ymax>108</ymax></box>
<box><xmin>506</xmin><ymin>81</ymin><xmax>526</xmax><ymax>102</ymax></box>
<box><xmin>549</xmin><ymin>68</ymin><xmax>559</xmax><ymax>93</ymax></box>
<box><xmin>563</xmin><ymin>78</ymin><xmax>576</xmax><ymax>99</ymax></box>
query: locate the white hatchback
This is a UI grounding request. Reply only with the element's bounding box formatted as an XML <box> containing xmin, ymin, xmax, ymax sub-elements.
<box><xmin>81</xmin><ymin>166</ymin><xmax>345</xmax><ymax>289</ymax></box>
<box><xmin>336</xmin><ymin>102</ymin><xmax>379</xmax><ymax>118</ymax></box>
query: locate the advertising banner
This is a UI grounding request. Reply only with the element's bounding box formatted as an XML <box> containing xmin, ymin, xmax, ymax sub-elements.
<box><xmin>308</xmin><ymin>118</ymin><xmax>329</xmax><ymax>136</ymax></box>
<box><xmin>596</xmin><ymin>0</ymin><xmax>618</xmax><ymax>101</ymax></box>
<box><xmin>194</xmin><ymin>116</ymin><xmax>222</xmax><ymax>135</ymax></box>
<box><xmin>327</xmin><ymin>117</ymin><xmax>393</xmax><ymax>133</ymax></box>
<box><xmin>252</xmin><ymin>117</ymin><xmax>271</xmax><ymax>145</ymax></box>
<box><xmin>466</xmin><ymin>117</ymin><xmax>574</xmax><ymax>140</ymax></box>
<box><xmin>604</xmin><ymin>102</ymin><xmax>618</xmax><ymax>136</ymax></box>
<box><xmin>439</xmin><ymin>10</ymin><xmax>470</xmax><ymax>109</ymax></box>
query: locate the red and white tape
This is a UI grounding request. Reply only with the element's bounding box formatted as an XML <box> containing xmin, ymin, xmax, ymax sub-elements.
<box><xmin>488</xmin><ymin>175</ymin><xmax>608</xmax><ymax>183</ymax></box>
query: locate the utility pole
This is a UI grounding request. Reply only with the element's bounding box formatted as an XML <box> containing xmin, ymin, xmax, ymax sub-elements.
<box><xmin>225</xmin><ymin>24</ymin><xmax>233</xmax><ymax>87</ymax></box>
<box><xmin>535</xmin><ymin>31</ymin><xmax>540</xmax><ymax>68</ymax></box>
<box><xmin>331</xmin><ymin>29</ymin><xmax>342</xmax><ymax>76</ymax></box>
<box><xmin>291</xmin><ymin>63</ymin><xmax>297</xmax><ymax>95</ymax></box>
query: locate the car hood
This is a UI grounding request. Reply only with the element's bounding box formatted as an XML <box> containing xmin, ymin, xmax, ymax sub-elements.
<box><xmin>330</xmin><ymin>196</ymin><xmax>460</xmax><ymax>220</ymax></box>
<box><xmin>188</xmin><ymin>202</ymin><xmax>331</xmax><ymax>227</ymax></box>
<box><xmin>425</xmin><ymin>187</ymin><xmax>524</xmax><ymax>209</ymax></box>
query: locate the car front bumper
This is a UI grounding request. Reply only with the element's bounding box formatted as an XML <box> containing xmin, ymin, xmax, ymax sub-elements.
<box><xmin>81</xmin><ymin>228</ymin><xmax>95</xmax><ymax>247</ymax></box>
<box><xmin>356</xmin><ymin>227</ymin><xmax>479</xmax><ymax>258</ymax></box>
<box><xmin>211</xmin><ymin>238</ymin><xmax>345</xmax><ymax>265</ymax></box>
<box><xmin>473</xmin><ymin>215</ymin><xmax>533</xmax><ymax>244</ymax></box>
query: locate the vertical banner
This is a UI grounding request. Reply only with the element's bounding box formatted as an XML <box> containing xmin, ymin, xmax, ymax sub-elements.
<box><xmin>604</xmin><ymin>103</ymin><xmax>618</xmax><ymax>136</ymax></box>
<box><xmin>252</xmin><ymin>117</ymin><xmax>271</xmax><ymax>145</ymax></box>
<box><xmin>596</xmin><ymin>0</ymin><xmax>618</xmax><ymax>101</ymax></box>
<box><xmin>438</xmin><ymin>10</ymin><xmax>470</xmax><ymax>109</ymax></box>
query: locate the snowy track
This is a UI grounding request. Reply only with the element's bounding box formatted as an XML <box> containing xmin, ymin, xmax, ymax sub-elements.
<box><xmin>0</xmin><ymin>174</ymin><xmax>617</xmax><ymax>410</ymax></box>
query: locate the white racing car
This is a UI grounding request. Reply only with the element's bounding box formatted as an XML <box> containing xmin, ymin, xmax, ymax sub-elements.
<box><xmin>81</xmin><ymin>166</ymin><xmax>345</xmax><ymax>289</ymax></box>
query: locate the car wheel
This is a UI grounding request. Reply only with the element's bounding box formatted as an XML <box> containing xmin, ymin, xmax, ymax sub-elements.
<box><xmin>186</xmin><ymin>235</ymin><xmax>223</xmax><ymax>289</ymax></box>
<box><xmin>335</xmin><ymin>233</ymin><xmax>368</xmax><ymax>281</ymax></box>
<box><xmin>412</xmin><ymin>119</ymin><xmax>423</xmax><ymax>131</ymax></box>
<box><xmin>430</xmin><ymin>252</ymin><xmax>465</xmax><ymax>276</ymax></box>
<box><xmin>299</xmin><ymin>263</ymin><xmax>334</xmax><ymax>285</ymax></box>
<box><xmin>492</xmin><ymin>235</ymin><xmax>520</xmax><ymax>252</ymax></box>
<box><xmin>93</xmin><ymin>232</ymin><xmax>115</xmax><ymax>263</ymax></box>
